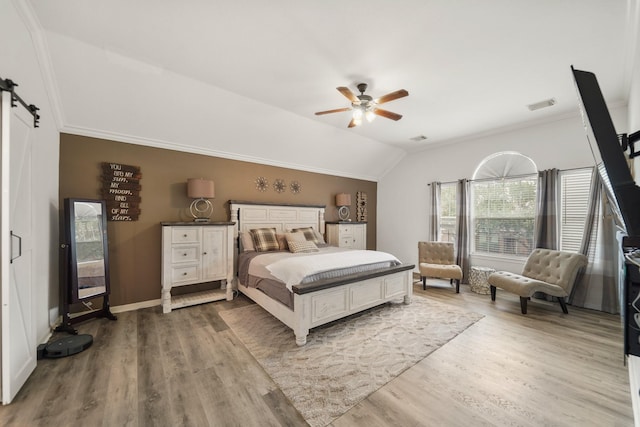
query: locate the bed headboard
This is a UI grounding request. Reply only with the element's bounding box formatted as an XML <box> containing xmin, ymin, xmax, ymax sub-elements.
<box><xmin>229</xmin><ymin>201</ymin><xmax>326</xmax><ymax>238</ymax></box>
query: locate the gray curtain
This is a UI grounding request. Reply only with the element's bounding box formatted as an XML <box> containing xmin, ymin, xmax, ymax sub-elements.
<box><xmin>534</xmin><ymin>168</ymin><xmax>558</xmax><ymax>249</ymax></box>
<box><xmin>429</xmin><ymin>182</ymin><xmax>441</xmax><ymax>241</ymax></box>
<box><xmin>569</xmin><ymin>170</ymin><xmax>621</xmax><ymax>313</ymax></box>
<box><xmin>456</xmin><ymin>179</ymin><xmax>470</xmax><ymax>283</ymax></box>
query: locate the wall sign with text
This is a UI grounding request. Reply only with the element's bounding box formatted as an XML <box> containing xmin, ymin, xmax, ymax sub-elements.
<box><xmin>101</xmin><ymin>162</ymin><xmax>142</xmax><ymax>221</ymax></box>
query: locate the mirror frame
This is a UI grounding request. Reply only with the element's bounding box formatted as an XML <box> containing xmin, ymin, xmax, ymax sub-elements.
<box><xmin>64</xmin><ymin>198</ymin><xmax>110</xmax><ymax>303</ymax></box>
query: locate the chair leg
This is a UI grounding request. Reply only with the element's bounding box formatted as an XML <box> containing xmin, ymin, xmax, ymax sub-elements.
<box><xmin>558</xmin><ymin>297</ymin><xmax>569</xmax><ymax>314</ymax></box>
<box><xmin>455</xmin><ymin>279</ymin><xmax>460</xmax><ymax>293</ymax></box>
<box><xmin>520</xmin><ymin>297</ymin><xmax>528</xmax><ymax>314</ymax></box>
<box><xmin>422</xmin><ymin>276</ymin><xmax>426</xmax><ymax>290</ymax></box>
<box><xmin>490</xmin><ymin>285</ymin><xmax>496</xmax><ymax>301</ymax></box>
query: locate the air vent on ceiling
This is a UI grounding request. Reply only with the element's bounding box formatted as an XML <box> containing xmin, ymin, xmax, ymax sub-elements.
<box><xmin>410</xmin><ymin>135</ymin><xmax>427</xmax><ymax>142</ymax></box>
<box><xmin>527</xmin><ymin>98</ymin><xmax>556</xmax><ymax>111</ymax></box>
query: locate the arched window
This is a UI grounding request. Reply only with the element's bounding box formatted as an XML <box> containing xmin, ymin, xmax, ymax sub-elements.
<box><xmin>471</xmin><ymin>152</ymin><xmax>538</xmax><ymax>256</ymax></box>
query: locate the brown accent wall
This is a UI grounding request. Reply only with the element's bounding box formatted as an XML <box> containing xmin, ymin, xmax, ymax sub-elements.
<box><xmin>59</xmin><ymin>133</ymin><xmax>377</xmax><ymax>307</ymax></box>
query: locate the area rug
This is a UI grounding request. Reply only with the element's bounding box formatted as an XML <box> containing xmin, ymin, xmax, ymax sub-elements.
<box><xmin>219</xmin><ymin>296</ymin><xmax>483</xmax><ymax>427</ymax></box>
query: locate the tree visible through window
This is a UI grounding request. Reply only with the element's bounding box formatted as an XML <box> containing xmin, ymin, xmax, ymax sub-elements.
<box><xmin>472</xmin><ymin>177</ymin><xmax>537</xmax><ymax>255</ymax></box>
<box><xmin>439</xmin><ymin>183</ymin><xmax>457</xmax><ymax>242</ymax></box>
<box><xmin>471</xmin><ymin>152</ymin><xmax>538</xmax><ymax>257</ymax></box>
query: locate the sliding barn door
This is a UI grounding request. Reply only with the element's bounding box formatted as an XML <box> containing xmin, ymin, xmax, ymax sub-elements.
<box><xmin>1</xmin><ymin>89</ymin><xmax>36</xmax><ymax>404</ymax></box>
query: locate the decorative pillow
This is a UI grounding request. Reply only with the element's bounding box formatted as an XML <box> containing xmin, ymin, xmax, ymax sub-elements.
<box><xmin>250</xmin><ymin>228</ymin><xmax>280</xmax><ymax>252</ymax></box>
<box><xmin>288</xmin><ymin>240</ymin><xmax>319</xmax><ymax>253</ymax></box>
<box><xmin>313</xmin><ymin>230</ymin><xmax>326</xmax><ymax>245</ymax></box>
<box><xmin>284</xmin><ymin>231</ymin><xmax>307</xmax><ymax>246</ymax></box>
<box><xmin>292</xmin><ymin>227</ymin><xmax>321</xmax><ymax>244</ymax></box>
<box><xmin>239</xmin><ymin>232</ymin><xmax>256</xmax><ymax>252</ymax></box>
<box><xmin>276</xmin><ymin>233</ymin><xmax>289</xmax><ymax>251</ymax></box>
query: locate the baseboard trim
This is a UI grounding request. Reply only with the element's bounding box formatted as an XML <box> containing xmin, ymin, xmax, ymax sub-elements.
<box><xmin>111</xmin><ymin>299</ymin><xmax>161</xmax><ymax>314</ymax></box>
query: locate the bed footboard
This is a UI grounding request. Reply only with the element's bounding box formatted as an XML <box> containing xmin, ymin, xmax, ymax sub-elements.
<box><xmin>291</xmin><ymin>265</ymin><xmax>414</xmax><ymax>346</ymax></box>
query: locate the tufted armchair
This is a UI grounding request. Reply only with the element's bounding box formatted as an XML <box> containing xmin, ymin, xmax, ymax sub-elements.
<box><xmin>487</xmin><ymin>248</ymin><xmax>587</xmax><ymax>314</ymax></box>
<box><xmin>418</xmin><ymin>241</ymin><xmax>463</xmax><ymax>293</ymax></box>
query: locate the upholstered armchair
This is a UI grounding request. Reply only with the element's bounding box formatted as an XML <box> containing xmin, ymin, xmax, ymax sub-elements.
<box><xmin>487</xmin><ymin>248</ymin><xmax>587</xmax><ymax>314</ymax></box>
<box><xmin>418</xmin><ymin>241</ymin><xmax>463</xmax><ymax>293</ymax></box>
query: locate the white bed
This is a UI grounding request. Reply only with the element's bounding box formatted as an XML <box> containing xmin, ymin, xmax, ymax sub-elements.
<box><xmin>229</xmin><ymin>201</ymin><xmax>414</xmax><ymax>346</ymax></box>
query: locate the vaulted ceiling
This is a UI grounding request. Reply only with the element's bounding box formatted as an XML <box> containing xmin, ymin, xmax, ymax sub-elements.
<box><xmin>28</xmin><ymin>0</ymin><xmax>633</xmax><ymax>180</ymax></box>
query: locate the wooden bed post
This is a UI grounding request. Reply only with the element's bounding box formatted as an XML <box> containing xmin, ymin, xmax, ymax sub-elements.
<box><xmin>230</xmin><ymin>205</ymin><xmax>239</xmax><ymax>239</ymax></box>
<box><xmin>319</xmin><ymin>208</ymin><xmax>325</xmax><ymax>234</ymax></box>
<box><xmin>293</xmin><ymin>293</ymin><xmax>310</xmax><ymax>346</ymax></box>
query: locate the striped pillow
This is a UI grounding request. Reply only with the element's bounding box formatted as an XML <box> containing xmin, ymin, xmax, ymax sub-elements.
<box><xmin>250</xmin><ymin>228</ymin><xmax>280</xmax><ymax>252</ymax></box>
<box><xmin>291</xmin><ymin>227</ymin><xmax>322</xmax><ymax>244</ymax></box>
<box><xmin>288</xmin><ymin>240</ymin><xmax>319</xmax><ymax>253</ymax></box>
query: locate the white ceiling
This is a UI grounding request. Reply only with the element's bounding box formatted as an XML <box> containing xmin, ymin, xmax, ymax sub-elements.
<box><xmin>27</xmin><ymin>0</ymin><xmax>633</xmax><ymax>177</ymax></box>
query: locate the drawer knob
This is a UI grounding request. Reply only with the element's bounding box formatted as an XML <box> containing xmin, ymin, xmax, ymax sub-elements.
<box><xmin>183</xmin><ymin>253</ymin><xmax>187</xmax><ymax>256</ymax></box>
<box><xmin>183</xmin><ymin>272</ymin><xmax>188</xmax><ymax>276</ymax></box>
<box><xmin>183</xmin><ymin>234</ymin><xmax>187</xmax><ymax>237</ymax></box>
<box><xmin>203</xmin><ymin>252</ymin><xmax>207</xmax><ymax>255</ymax></box>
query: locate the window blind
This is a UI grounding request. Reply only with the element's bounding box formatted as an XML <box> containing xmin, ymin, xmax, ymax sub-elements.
<box><xmin>559</xmin><ymin>169</ymin><xmax>592</xmax><ymax>253</ymax></box>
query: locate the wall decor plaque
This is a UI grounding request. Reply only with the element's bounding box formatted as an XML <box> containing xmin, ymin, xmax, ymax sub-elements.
<box><xmin>101</xmin><ymin>162</ymin><xmax>142</xmax><ymax>221</ymax></box>
<box><xmin>356</xmin><ymin>191</ymin><xmax>368</xmax><ymax>221</ymax></box>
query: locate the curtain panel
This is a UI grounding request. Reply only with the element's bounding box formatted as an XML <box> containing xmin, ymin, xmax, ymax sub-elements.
<box><xmin>456</xmin><ymin>179</ymin><xmax>470</xmax><ymax>283</ymax></box>
<box><xmin>570</xmin><ymin>169</ymin><xmax>621</xmax><ymax>314</ymax></box>
<box><xmin>534</xmin><ymin>168</ymin><xmax>558</xmax><ymax>250</ymax></box>
<box><xmin>429</xmin><ymin>182</ymin><xmax>441</xmax><ymax>241</ymax></box>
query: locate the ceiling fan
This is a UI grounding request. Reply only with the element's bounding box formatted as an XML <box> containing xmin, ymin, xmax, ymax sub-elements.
<box><xmin>315</xmin><ymin>83</ymin><xmax>409</xmax><ymax>128</ymax></box>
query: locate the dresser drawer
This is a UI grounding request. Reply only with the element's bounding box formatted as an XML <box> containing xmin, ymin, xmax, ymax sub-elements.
<box><xmin>171</xmin><ymin>245</ymin><xmax>199</xmax><ymax>263</ymax></box>
<box><xmin>340</xmin><ymin>238</ymin><xmax>354</xmax><ymax>248</ymax></box>
<box><xmin>171</xmin><ymin>227</ymin><xmax>200</xmax><ymax>244</ymax></box>
<box><xmin>171</xmin><ymin>264</ymin><xmax>199</xmax><ymax>284</ymax></box>
<box><xmin>338</xmin><ymin>224</ymin><xmax>353</xmax><ymax>235</ymax></box>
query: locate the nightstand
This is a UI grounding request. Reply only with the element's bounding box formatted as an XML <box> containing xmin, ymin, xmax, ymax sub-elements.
<box><xmin>325</xmin><ymin>221</ymin><xmax>367</xmax><ymax>250</ymax></box>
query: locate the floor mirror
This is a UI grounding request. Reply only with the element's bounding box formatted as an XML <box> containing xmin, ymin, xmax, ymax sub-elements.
<box><xmin>56</xmin><ymin>198</ymin><xmax>116</xmax><ymax>334</ymax></box>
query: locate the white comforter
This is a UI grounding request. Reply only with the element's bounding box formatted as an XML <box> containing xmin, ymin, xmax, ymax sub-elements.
<box><xmin>260</xmin><ymin>247</ymin><xmax>400</xmax><ymax>291</ymax></box>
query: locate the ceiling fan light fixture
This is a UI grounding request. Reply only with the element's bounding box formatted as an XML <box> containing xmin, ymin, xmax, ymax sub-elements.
<box><xmin>365</xmin><ymin>109</ymin><xmax>375</xmax><ymax>123</ymax></box>
<box><xmin>315</xmin><ymin>83</ymin><xmax>408</xmax><ymax>128</ymax></box>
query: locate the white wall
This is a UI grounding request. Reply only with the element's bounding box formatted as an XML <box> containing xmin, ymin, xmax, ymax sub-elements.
<box><xmin>42</xmin><ymin>32</ymin><xmax>407</xmax><ymax>182</ymax></box>
<box><xmin>1</xmin><ymin>0</ymin><xmax>60</xmax><ymax>341</ymax></box>
<box><xmin>377</xmin><ymin>106</ymin><xmax>628</xmax><ymax>274</ymax></box>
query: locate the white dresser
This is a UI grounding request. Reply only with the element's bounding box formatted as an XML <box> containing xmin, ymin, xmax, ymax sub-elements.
<box><xmin>161</xmin><ymin>222</ymin><xmax>235</xmax><ymax>313</ymax></box>
<box><xmin>325</xmin><ymin>222</ymin><xmax>367</xmax><ymax>250</ymax></box>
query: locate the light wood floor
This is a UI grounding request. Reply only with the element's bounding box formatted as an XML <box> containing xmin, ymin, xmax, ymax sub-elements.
<box><xmin>0</xmin><ymin>281</ymin><xmax>634</xmax><ymax>426</ymax></box>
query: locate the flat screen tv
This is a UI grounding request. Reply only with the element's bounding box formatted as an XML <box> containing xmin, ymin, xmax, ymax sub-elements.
<box><xmin>571</xmin><ymin>66</ymin><xmax>640</xmax><ymax>241</ymax></box>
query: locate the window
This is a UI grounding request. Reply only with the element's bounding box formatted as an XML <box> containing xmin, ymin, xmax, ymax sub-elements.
<box><xmin>471</xmin><ymin>176</ymin><xmax>537</xmax><ymax>256</ymax></box>
<box><xmin>471</xmin><ymin>152</ymin><xmax>538</xmax><ymax>257</ymax></box>
<box><xmin>559</xmin><ymin>168</ymin><xmax>592</xmax><ymax>253</ymax></box>
<box><xmin>439</xmin><ymin>183</ymin><xmax>457</xmax><ymax>242</ymax></box>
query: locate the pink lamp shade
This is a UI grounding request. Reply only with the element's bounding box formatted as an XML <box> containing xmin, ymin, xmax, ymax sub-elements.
<box><xmin>187</xmin><ymin>178</ymin><xmax>215</xmax><ymax>199</ymax></box>
<box><xmin>335</xmin><ymin>193</ymin><xmax>352</xmax><ymax>207</ymax></box>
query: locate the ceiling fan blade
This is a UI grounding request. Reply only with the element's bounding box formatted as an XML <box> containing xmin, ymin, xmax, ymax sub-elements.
<box><xmin>315</xmin><ymin>107</ymin><xmax>352</xmax><ymax>116</ymax></box>
<box><xmin>337</xmin><ymin>87</ymin><xmax>360</xmax><ymax>103</ymax></box>
<box><xmin>347</xmin><ymin>118</ymin><xmax>358</xmax><ymax>128</ymax></box>
<box><xmin>373</xmin><ymin>108</ymin><xmax>403</xmax><ymax>121</ymax></box>
<box><xmin>374</xmin><ymin>89</ymin><xmax>409</xmax><ymax>105</ymax></box>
